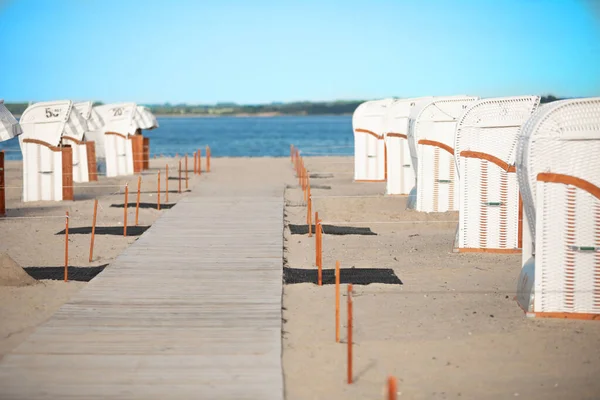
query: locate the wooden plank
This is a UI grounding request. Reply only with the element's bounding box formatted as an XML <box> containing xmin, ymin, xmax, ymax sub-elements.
<box><xmin>61</xmin><ymin>146</ymin><xmax>73</xmax><ymax>200</ymax></box>
<box><xmin>0</xmin><ymin>171</ymin><xmax>285</xmax><ymax>399</ymax></box>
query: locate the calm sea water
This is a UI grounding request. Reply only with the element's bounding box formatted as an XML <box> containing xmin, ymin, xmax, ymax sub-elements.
<box><xmin>0</xmin><ymin>115</ymin><xmax>354</xmax><ymax>160</ymax></box>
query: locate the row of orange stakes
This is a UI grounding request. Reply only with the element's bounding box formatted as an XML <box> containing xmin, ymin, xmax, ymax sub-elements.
<box><xmin>62</xmin><ymin>147</ymin><xmax>211</xmax><ymax>283</ymax></box>
<box><xmin>289</xmin><ymin>144</ymin><xmax>398</xmax><ymax>400</ymax></box>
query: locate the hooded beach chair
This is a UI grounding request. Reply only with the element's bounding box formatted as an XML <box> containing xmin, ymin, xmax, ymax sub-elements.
<box><xmin>78</xmin><ymin>102</ymin><xmax>107</xmax><ymax>175</ymax></box>
<box><xmin>0</xmin><ymin>99</ymin><xmax>22</xmax><ymax>141</ymax></box>
<box><xmin>18</xmin><ymin>100</ymin><xmax>81</xmax><ymax>201</ymax></box>
<box><xmin>515</xmin><ymin>97</ymin><xmax>600</xmax><ymax>319</ymax></box>
<box><xmin>352</xmin><ymin>98</ymin><xmax>395</xmax><ymax>182</ymax></box>
<box><xmin>74</xmin><ymin>101</ymin><xmax>105</xmax><ymax>181</ymax></box>
<box><xmin>453</xmin><ymin>96</ymin><xmax>540</xmax><ymax>252</ymax></box>
<box><xmin>407</xmin><ymin>96</ymin><xmax>479</xmax><ymax>212</ymax></box>
<box><xmin>93</xmin><ymin>103</ymin><xmax>138</xmax><ymax>177</ymax></box>
<box><xmin>383</xmin><ymin>97</ymin><xmax>433</xmax><ymax>195</ymax></box>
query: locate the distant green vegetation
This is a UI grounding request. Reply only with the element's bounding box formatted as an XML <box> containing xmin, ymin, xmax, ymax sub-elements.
<box><xmin>4</xmin><ymin>95</ymin><xmax>564</xmax><ymax>116</ymax></box>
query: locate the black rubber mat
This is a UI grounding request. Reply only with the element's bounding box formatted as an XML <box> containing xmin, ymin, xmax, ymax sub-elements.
<box><xmin>24</xmin><ymin>265</ymin><xmax>108</xmax><ymax>282</ymax></box>
<box><xmin>283</xmin><ymin>267</ymin><xmax>402</xmax><ymax>285</ymax></box>
<box><xmin>288</xmin><ymin>224</ymin><xmax>376</xmax><ymax>235</ymax></box>
<box><xmin>110</xmin><ymin>202</ymin><xmax>175</xmax><ymax>210</ymax></box>
<box><xmin>55</xmin><ymin>226</ymin><xmax>150</xmax><ymax>236</ymax></box>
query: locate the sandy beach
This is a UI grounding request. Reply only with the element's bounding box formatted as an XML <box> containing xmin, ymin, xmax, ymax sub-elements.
<box><xmin>0</xmin><ymin>156</ymin><xmax>201</xmax><ymax>359</ymax></box>
<box><xmin>282</xmin><ymin>156</ymin><xmax>600</xmax><ymax>399</ymax></box>
<box><xmin>1</xmin><ymin>155</ymin><xmax>599</xmax><ymax>399</ymax></box>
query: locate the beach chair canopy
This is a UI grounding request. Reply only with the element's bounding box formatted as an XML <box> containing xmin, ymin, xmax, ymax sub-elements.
<box><xmin>408</xmin><ymin>95</ymin><xmax>479</xmax><ymax>177</ymax></box>
<box><xmin>135</xmin><ymin>106</ymin><xmax>159</xmax><ymax>130</ymax></box>
<box><xmin>353</xmin><ymin>98</ymin><xmax>395</xmax><ymax>137</ymax></box>
<box><xmin>0</xmin><ymin>99</ymin><xmax>22</xmax><ymax>141</ymax></box>
<box><xmin>19</xmin><ymin>100</ymin><xmax>88</xmax><ymax>146</ymax></box>
<box><xmin>516</xmin><ymin>97</ymin><xmax>600</xmax><ymax>243</ymax></box>
<box><xmin>454</xmin><ymin>96</ymin><xmax>540</xmax><ymax>177</ymax></box>
<box><xmin>384</xmin><ymin>97</ymin><xmax>434</xmax><ymax>136</ymax></box>
<box><xmin>94</xmin><ymin>103</ymin><xmax>138</xmax><ymax>136</ymax></box>
<box><xmin>75</xmin><ymin>101</ymin><xmax>105</xmax><ymax>131</ymax></box>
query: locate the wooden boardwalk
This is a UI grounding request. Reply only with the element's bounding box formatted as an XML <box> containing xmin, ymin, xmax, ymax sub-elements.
<box><xmin>0</xmin><ymin>169</ymin><xmax>285</xmax><ymax>399</ymax></box>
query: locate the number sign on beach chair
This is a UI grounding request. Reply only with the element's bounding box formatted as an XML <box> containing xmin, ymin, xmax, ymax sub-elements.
<box><xmin>454</xmin><ymin>96</ymin><xmax>540</xmax><ymax>253</ymax></box>
<box><xmin>516</xmin><ymin>97</ymin><xmax>600</xmax><ymax>319</ymax></box>
<box><xmin>94</xmin><ymin>103</ymin><xmax>138</xmax><ymax>177</ymax></box>
<box><xmin>383</xmin><ymin>97</ymin><xmax>433</xmax><ymax>195</ymax></box>
<box><xmin>353</xmin><ymin>99</ymin><xmax>394</xmax><ymax>182</ymax></box>
<box><xmin>407</xmin><ymin>96</ymin><xmax>479</xmax><ymax>212</ymax></box>
<box><xmin>18</xmin><ymin>100</ymin><xmax>77</xmax><ymax>201</ymax></box>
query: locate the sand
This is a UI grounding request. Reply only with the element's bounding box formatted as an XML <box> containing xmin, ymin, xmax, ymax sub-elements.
<box><xmin>1</xmin><ymin>154</ymin><xmax>599</xmax><ymax>399</ymax></box>
<box><xmin>282</xmin><ymin>156</ymin><xmax>600</xmax><ymax>400</ymax></box>
<box><xmin>0</xmin><ymin>156</ymin><xmax>200</xmax><ymax>359</ymax></box>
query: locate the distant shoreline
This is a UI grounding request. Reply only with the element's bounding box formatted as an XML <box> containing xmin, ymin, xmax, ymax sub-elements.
<box><xmin>155</xmin><ymin>113</ymin><xmax>352</xmax><ymax>118</ymax></box>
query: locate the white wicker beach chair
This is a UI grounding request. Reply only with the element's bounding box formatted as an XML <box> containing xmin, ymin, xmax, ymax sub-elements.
<box><xmin>383</xmin><ymin>97</ymin><xmax>433</xmax><ymax>195</ymax></box>
<box><xmin>515</xmin><ymin>97</ymin><xmax>600</xmax><ymax>319</ymax></box>
<box><xmin>18</xmin><ymin>100</ymin><xmax>80</xmax><ymax>201</ymax></box>
<box><xmin>454</xmin><ymin>96</ymin><xmax>540</xmax><ymax>252</ymax></box>
<box><xmin>353</xmin><ymin>99</ymin><xmax>395</xmax><ymax>182</ymax></box>
<box><xmin>407</xmin><ymin>96</ymin><xmax>479</xmax><ymax>212</ymax></box>
<box><xmin>94</xmin><ymin>103</ymin><xmax>138</xmax><ymax>177</ymax></box>
<box><xmin>0</xmin><ymin>100</ymin><xmax>22</xmax><ymax>141</ymax></box>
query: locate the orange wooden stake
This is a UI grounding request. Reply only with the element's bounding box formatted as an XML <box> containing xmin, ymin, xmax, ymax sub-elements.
<box><xmin>307</xmin><ymin>195</ymin><xmax>312</xmax><ymax>237</ymax></box>
<box><xmin>0</xmin><ymin>151</ymin><xmax>5</xmax><ymax>217</ymax></box>
<box><xmin>317</xmin><ymin>223</ymin><xmax>322</xmax><ymax>286</ymax></box>
<box><xmin>194</xmin><ymin>151</ymin><xmax>198</xmax><ymax>175</ymax></box>
<box><xmin>157</xmin><ymin>171</ymin><xmax>161</xmax><ymax>211</ymax></box>
<box><xmin>336</xmin><ymin>260</ymin><xmax>340</xmax><ymax>343</ymax></box>
<box><xmin>348</xmin><ymin>283</ymin><xmax>353</xmax><ymax>384</ymax></box>
<box><xmin>206</xmin><ymin>146</ymin><xmax>211</xmax><ymax>172</ymax></box>
<box><xmin>135</xmin><ymin>176</ymin><xmax>141</xmax><ymax>226</ymax></box>
<box><xmin>166</xmin><ymin>164</ymin><xmax>169</xmax><ymax>203</ymax></box>
<box><xmin>89</xmin><ymin>199</ymin><xmax>98</xmax><ymax>262</ymax></box>
<box><xmin>198</xmin><ymin>148</ymin><xmax>202</xmax><ymax>175</ymax></box>
<box><xmin>185</xmin><ymin>153</ymin><xmax>189</xmax><ymax>189</ymax></box>
<box><xmin>388</xmin><ymin>376</ymin><xmax>397</xmax><ymax>400</ymax></box>
<box><xmin>123</xmin><ymin>184</ymin><xmax>128</xmax><ymax>236</ymax></box>
<box><xmin>315</xmin><ymin>211</ymin><xmax>320</xmax><ymax>268</ymax></box>
<box><xmin>178</xmin><ymin>160</ymin><xmax>182</xmax><ymax>193</ymax></box>
<box><xmin>64</xmin><ymin>211</ymin><xmax>69</xmax><ymax>282</ymax></box>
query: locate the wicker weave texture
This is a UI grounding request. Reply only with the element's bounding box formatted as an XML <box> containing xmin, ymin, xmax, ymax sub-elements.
<box><xmin>409</xmin><ymin>96</ymin><xmax>479</xmax><ymax>212</ymax></box>
<box><xmin>515</xmin><ymin>98</ymin><xmax>600</xmax><ymax>314</ymax></box>
<box><xmin>455</xmin><ymin>96</ymin><xmax>539</xmax><ymax>249</ymax></box>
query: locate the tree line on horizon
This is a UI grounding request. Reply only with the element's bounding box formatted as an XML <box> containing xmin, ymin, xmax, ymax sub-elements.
<box><xmin>4</xmin><ymin>95</ymin><xmax>563</xmax><ymax>116</ymax></box>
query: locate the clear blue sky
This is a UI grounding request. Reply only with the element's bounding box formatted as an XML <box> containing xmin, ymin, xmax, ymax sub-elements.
<box><xmin>1</xmin><ymin>0</ymin><xmax>598</xmax><ymax>104</ymax></box>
